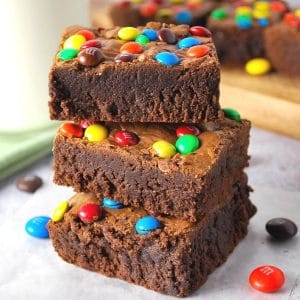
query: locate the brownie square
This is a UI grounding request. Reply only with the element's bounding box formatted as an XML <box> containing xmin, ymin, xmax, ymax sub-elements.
<box><xmin>207</xmin><ymin>1</ymin><xmax>288</xmax><ymax>64</ymax></box>
<box><xmin>53</xmin><ymin>119</ymin><xmax>250</xmax><ymax>221</ymax></box>
<box><xmin>49</xmin><ymin>22</ymin><xmax>221</xmax><ymax>123</ymax></box>
<box><xmin>48</xmin><ymin>178</ymin><xmax>256</xmax><ymax>297</ymax></box>
<box><xmin>265</xmin><ymin>13</ymin><xmax>300</xmax><ymax>76</ymax></box>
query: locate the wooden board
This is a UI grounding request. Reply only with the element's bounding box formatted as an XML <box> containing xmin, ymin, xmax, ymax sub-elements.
<box><xmin>220</xmin><ymin>68</ymin><xmax>300</xmax><ymax>140</ymax></box>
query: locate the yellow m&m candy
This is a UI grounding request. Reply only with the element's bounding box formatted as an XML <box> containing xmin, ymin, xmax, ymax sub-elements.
<box><xmin>156</xmin><ymin>8</ymin><xmax>172</xmax><ymax>18</ymax></box>
<box><xmin>63</xmin><ymin>34</ymin><xmax>86</xmax><ymax>50</ymax></box>
<box><xmin>235</xmin><ymin>6</ymin><xmax>252</xmax><ymax>16</ymax></box>
<box><xmin>118</xmin><ymin>27</ymin><xmax>140</xmax><ymax>41</ymax></box>
<box><xmin>152</xmin><ymin>140</ymin><xmax>176</xmax><ymax>158</ymax></box>
<box><xmin>170</xmin><ymin>0</ymin><xmax>185</xmax><ymax>4</ymax></box>
<box><xmin>295</xmin><ymin>9</ymin><xmax>300</xmax><ymax>18</ymax></box>
<box><xmin>52</xmin><ymin>201</ymin><xmax>69</xmax><ymax>222</ymax></box>
<box><xmin>245</xmin><ymin>58</ymin><xmax>271</xmax><ymax>76</ymax></box>
<box><xmin>84</xmin><ymin>124</ymin><xmax>108</xmax><ymax>142</ymax></box>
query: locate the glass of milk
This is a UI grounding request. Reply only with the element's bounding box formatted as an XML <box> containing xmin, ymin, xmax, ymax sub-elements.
<box><xmin>0</xmin><ymin>0</ymin><xmax>89</xmax><ymax>132</ymax></box>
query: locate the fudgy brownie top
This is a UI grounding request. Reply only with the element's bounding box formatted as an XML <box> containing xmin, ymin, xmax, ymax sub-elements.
<box><xmin>57</xmin><ymin>116</ymin><xmax>250</xmax><ymax>178</ymax></box>
<box><xmin>55</xmin><ymin>22</ymin><xmax>217</xmax><ymax>70</ymax></box>
<box><xmin>208</xmin><ymin>0</ymin><xmax>288</xmax><ymax>29</ymax></box>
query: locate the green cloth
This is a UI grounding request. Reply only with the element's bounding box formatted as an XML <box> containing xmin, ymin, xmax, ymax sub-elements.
<box><xmin>0</xmin><ymin>124</ymin><xmax>58</xmax><ymax>181</ymax></box>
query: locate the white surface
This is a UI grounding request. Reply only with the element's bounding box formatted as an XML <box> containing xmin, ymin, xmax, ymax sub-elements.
<box><xmin>0</xmin><ymin>127</ymin><xmax>299</xmax><ymax>300</ymax></box>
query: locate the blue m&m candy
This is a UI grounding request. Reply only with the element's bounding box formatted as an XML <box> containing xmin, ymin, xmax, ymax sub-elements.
<box><xmin>25</xmin><ymin>216</ymin><xmax>51</xmax><ymax>238</ymax></box>
<box><xmin>178</xmin><ymin>37</ymin><xmax>201</xmax><ymax>49</ymax></box>
<box><xmin>142</xmin><ymin>29</ymin><xmax>158</xmax><ymax>41</ymax></box>
<box><xmin>135</xmin><ymin>216</ymin><xmax>161</xmax><ymax>235</ymax></box>
<box><xmin>155</xmin><ymin>52</ymin><xmax>180</xmax><ymax>66</ymax></box>
<box><xmin>258</xmin><ymin>18</ymin><xmax>269</xmax><ymax>27</ymax></box>
<box><xmin>103</xmin><ymin>198</ymin><xmax>123</xmax><ymax>209</ymax></box>
<box><xmin>236</xmin><ymin>16</ymin><xmax>252</xmax><ymax>29</ymax></box>
<box><xmin>175</xmin><ymin>10</ymin><xmax>193</xmax><ymax>24</ymax></box>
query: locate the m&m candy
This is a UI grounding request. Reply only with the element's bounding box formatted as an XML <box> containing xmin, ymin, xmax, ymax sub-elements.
<box><xmin>236</xmin><ymin>15</ymin><xmax>253</xmax><ymax>29</ymax></box>
<box><xmin>176</xmin><ymin>125</ymin><xmax>200</xmax><ymax>137</ymax></box>
<box><xmin>142</xmin><ymin>29</ymin><xmax>158</xmax><ymax>41</ymax></box>
<box><xmin>222</xmin><ymin>108</ymin><xmax>241</xmax><ymax>121</ymax></box>
<box><xmin>266</xmin><ymin>218</ymin><xmax>298</xmax><ymax>240</ymax></box>
<box><xmin>152</xmin><ymin>140</ymin><xmax>176</xmax><ymax>158</ymax></box>
<box><xmin>158</xmin><ymin>28</ymin><xmax>177</xmax><ymax>44</ymax></box>
<box><xmin>103</xmin><ymin>198</ymin><xmax>123</xmax><ymax>209</ymax></box>
<box><xmin>189</xmin><ymin>26</ymin><xmax>211</xmax><ymax>37</ymax></box>
<box><xmin>211</xmin><ymin>8</ymin><xmax>228</xmax><ymax>20</ymax></box>
<box><xmin>186</xmin><ymin>45</ymin><xmax>210</xmax><ymax>58</ymax></box>
<box><xmin>258</xmin><ymin>18</ymin><xmax>269</xmax><ymax>27</ymax></box>
<box><xmin>135</xmin><ymin>216</ymin><xmax>161</xmax><ymax>235</ymax></box>
<box><xmin>120</xmin><ymin>42</ymin><xmax>143</xmax><ymax>54</ymax></box>
<box><xmin>135</xmin><ymin>34</ymin><xmax>150</xmax><ymax>46</ymax></box>
<box><xmin>178</xmin><ymin>37</ymin><xmax>202</xmax><ymax>49</ymax></box>
<box><xmin>245</xmin><ymin>58</ymin><xmax>271</xmax><ymax>75</ymax></box>
<box><xmin>175</xmin><ymin>134</ymin><xmax>200</xmax><ymax>155</ymax></box>
<box><xmin>25</xmin><ymin>216</ymin><xmax>51</xmax><ymax>238</ymax></box>
<box><xmin>118</xmin><ymin>27</ymin><xmax>140</xmax><ymax>41</ymax></box>
<box><xmin>140</xmin><ymin>3</ymin><xmax>158</xmax><ymax>17</ymax></box>
<box><xmin>175</xmin><ymin>10</ymin><xmax>193</xmax><ymax>24</ymax></box>
<box><xmin>114</xmin><ymin>130</ymin><xmax>139</xmax><ymax>146</ymax></box>
<box><xmin>84</xmin><ymin>124</ymin><xmax>108</xmax><ymax>142</ymax></box>
<box><xmin>76</xmin><ymin>29</ymin><xmax>96</xmax><ymax>41</ymax></box>
<box><xmin>249</xmin><ymin>265</ymin><xmax>285</xmax><ymax>293</ymax></box>
<box><xmin>57</xmin><ymin>49</ymin><xmax>79</xmax><ymax>61</ymax></box>
<box><xmin>80</xmin><ymin>39</ymin><xmax>102</xmax><ymax>50</ymax></box>
<box><xmin>60</xmin><ymin>123</ymin><xmax>83</xmax><ymax>138</ymax></box>
<box><xmin>114</xmin><ymin>53</ymin><xmax>135</xmax><ymax>63</ymax></box>
<box><xmin>155</xmin><ymin>52</ymin><xmax>180</xmax><ymax>66</ymax></box>
<box><xmin>78</xmin><ymin>203</ymin><xmax>102</xmax><ymax>223</ymax></box>
<box><xmin>52</xmin><ymin>201</ymin><xmax>69</xmax><ymax>222</ymax></box>
<box><xmin>63</xmin><ymin>34</ymin><xmax>86</xmax><ymax>50</ymax></box>
<box><xmin>78</xmin><ymin>47</ymin><xmax>105</xmax><ymax>67</ymax></box>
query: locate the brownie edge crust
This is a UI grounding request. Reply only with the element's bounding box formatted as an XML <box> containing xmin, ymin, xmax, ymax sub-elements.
<box><xmin>48</xmin><ymin>181</ymin><xmax>256</xmax><ymax>297</ymax></box>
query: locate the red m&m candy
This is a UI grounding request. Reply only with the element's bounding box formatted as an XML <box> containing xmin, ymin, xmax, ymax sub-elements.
<box><xmin>76</xmin><ymin>29</ymin><xmax>96</xmax><ymax>41</ymax></box>
<box><xmin>186</xmin><ymin>45</ymin><xmax>210</xmax><ymax>58</ymax></box>
<box><xmin>270</xmin><ymin>1</ymin><xmax>286</xmax><ymax>13</ymax></box>
<box><xmin>60</xmin><ymin>123</ymin><xmax>83</xmax><ymax>138</ymax></box>
<box><xmin>249</xmin><ymin>265</ymin><xmax>285</xmax><ymax>293</ymax></box>
<box><xmin>117</xmin><ymin>0</ymin><xmax>131</xmax><ymax>7</ymax></box>
<box><xmin>189</xmin><ymin>26</ymin><xmax>211</xmax><ymax>37</ymax></box>
<box><xmin>78</xmin><ymin>203</ymin><xmax>102</xmax><ymax>223</ymax></box>
<box><xmin>120</xmin><ymin>42</ymin><xmax>143</xmax><ymax>54</ymax></box>
<box><xmin>140</xmin><ymin>3</ymin><xmax>158</xmax><ymax>17</ymax></box>
<box><xmin>114</xmin><ymin>130</ymin><xmax>139</xmax><ymax>146</ymax></box>
<box><xmin>80</xmin><ymin>39</ymin><xmax>102</xmax><ymax>50</ymax></box>
<box><xmin>176</xmin><ymin>125</ymin><xmax>200</xmax><ymax>137</ymax></box>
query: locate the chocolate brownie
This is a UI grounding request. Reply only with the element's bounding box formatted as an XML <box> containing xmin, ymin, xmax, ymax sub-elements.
<box><xmin>53</xmin><ymin>118</ymin><xmax>250</xmax><ymax>221</ymax></box>
<box><xmin>265</xmin><ymin>10</ymin><xmax>300</xmax><ymax>76</ymax></box>
<box><xmin>49</xmin><ymin>22</ymin><xmax>221</xmax><ymax>123</ymax></box>
<box><xmin>91</xmin><ymin>0</ymin><xmax>218</xmax><ymax>28</ymax></box>
<box><xmin>207</xmin><ymin>1</ymin><xmax>288</xmax><ymax>64</ymax></box>
<box><xmin>48</xmin><ymin>180</ymin><xmax>256</xmax><ymax>297</ymax></box>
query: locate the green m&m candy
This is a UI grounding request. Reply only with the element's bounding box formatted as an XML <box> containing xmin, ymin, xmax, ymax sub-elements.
<box><xmin>222</xmin><ymin>108</ymin><xmax>241</xmax><ymax>121</ymax></box>
<box><xmin>57</xmin><ymin>49</ymin><xmax>79</xmax><ymax>61</ymax></box>
<box><xmin>211</xmin><ymin>8</ymin><xmax>228</xmax><ymax>20</ymax></box>
<box><xmin>175</xmin><ymin>134</ymin><xmax>200</xmax><ymax>155</ymax></box>
<box><xmin>135</xmin><ymin>34</ymin><xmax>150</xmax><ymax>46</ymax></box>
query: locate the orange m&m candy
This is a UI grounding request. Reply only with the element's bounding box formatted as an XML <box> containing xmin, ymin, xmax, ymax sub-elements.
<box><xmin>186</xmin><ymin>45</ymin><xmax>210</xmax><ymax>58</ymax></box>
<box><xmin>120</xmin><ymin>42</ymin><xmax>143</xmax><ymax>54</ymax></box>
<box><xmin>249</xmin><ymin>265</ymin><xmax>285</xmax><ymax>293</ymax></box>
<box><xmin>60</xmin><ymin>123</ymin><xmax>83</xmax><ymax>138</ymax></box>
<box><xmin>76</xmin><ymin>29</ymin><xmax>96</xmax><ymax>41</ymax></box>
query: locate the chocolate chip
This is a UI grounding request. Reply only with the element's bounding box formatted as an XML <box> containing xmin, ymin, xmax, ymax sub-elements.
<box><xmin>114</xmin><ymin>53</ymin><xmax>135</xmax><ymax>63</ymax></box>
<box><xmin>78</xmin><ymin>47</ymin><xmax>105</xmax><ymax>67</ymax></box>
<box><xmin>266</xmin><ymin>218</ymin><xmax>298</xmax><ymax>240</ymax></box>
<box><xmin>158</xmin><ymin>28</ymin><xmax>177</xmax><ymax>44</ymax></box>
<box><xmin>16</xmin><ymin>175</ymin><xmax>43</xmax><ymax>193</ymax></box>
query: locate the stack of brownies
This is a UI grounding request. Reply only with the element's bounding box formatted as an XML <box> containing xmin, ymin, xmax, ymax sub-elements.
<box><xmin>47</xmin><ymin>22</ymin><xmax>256</xmax><ymax>297</ymax></box>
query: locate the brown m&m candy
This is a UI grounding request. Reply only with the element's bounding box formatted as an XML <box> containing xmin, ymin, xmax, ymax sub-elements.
<box><xmin>16</xmin><ymin>175</ymin><xmax>43</xmax><ymax>193</ymax></box>
<box><xmin>158</xmin><ymin>28</ymin><xmax>177</xmax><ymax>44</ymax></box>
<box><xmin>114</xmin><ymin>53</ymin><xmax>135</xmax><ymax>63</ymax></box>
<box><xmin>78</xmin><ymin>47</ymin><xmax>105</xmax><ymax>67</ymax></box>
